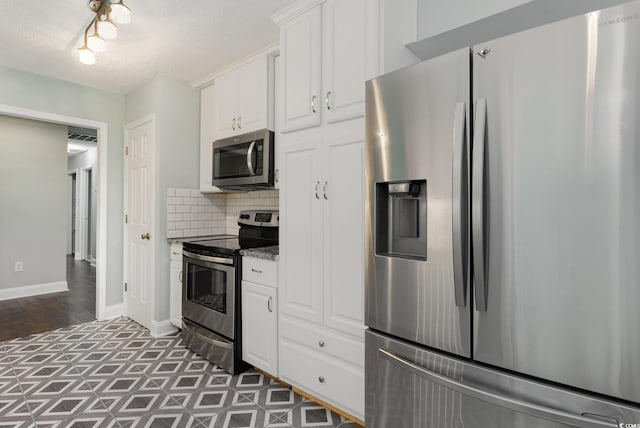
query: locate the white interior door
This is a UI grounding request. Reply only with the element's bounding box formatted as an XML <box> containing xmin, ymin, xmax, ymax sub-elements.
<box><xmin>124</xmin><ymin>117</ymin><xmax>155</xmax><ymax>329</ymax></box>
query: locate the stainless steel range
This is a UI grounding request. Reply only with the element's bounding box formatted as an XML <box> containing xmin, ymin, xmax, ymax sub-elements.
<box><xmin>181</xmin><ymin>210</ymin><xmax>278</xmax><ymax>374</ymax></box>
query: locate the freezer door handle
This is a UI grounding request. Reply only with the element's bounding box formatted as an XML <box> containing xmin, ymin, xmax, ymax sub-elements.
<box><xmin>452</xmin><ymin>102</ymin><xmax>468</xmax><ymax>307</ymax></box>
<box><xmin>378</xmin><ymin>347</ymin><xmax>618</xmax><ymax>428</ymax></box>
<box><xmin>472</xmin><ymin>98</ymin><xmax>488</xmax><ymax>311</ymax></box>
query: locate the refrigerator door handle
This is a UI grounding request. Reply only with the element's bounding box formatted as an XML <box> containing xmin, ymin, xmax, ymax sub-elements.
<box><xmin>378</xmin><ymin>347</ymin><xmax>618</xmax><ymax>428</ymax></box>
<box><xmin>452</xmin><ymin>102</ymin><xmax>468</xmax><ymax>307</ymax></box>
<box><xmin>472</xmin><ymin>98</ymin><xmax>488</xmax><ymax>311</ymax></box>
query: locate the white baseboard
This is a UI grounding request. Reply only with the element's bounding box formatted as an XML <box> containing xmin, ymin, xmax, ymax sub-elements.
<box><xmin>103</xmin><ymin>303</ymin><xmax>124</xmax><ymax>319</ymax></box>
<box><xmin>74</xmin><ymin>252</ymin><xmax>82</xmax><ymax>260</ymax></box>
<box><xmin>150</xmin><ymin>319</ymin><xmax>179</xmax><ymax>338</ymax></box>
<box><xmin>0</xmin><ymin>281</ymin><xmax>68</xmax><ymax>301</ymax></box>
<box><xmin>88</xmin><ymin>257</ymin><xmax>97</xmax><ymax>267</ymax></box>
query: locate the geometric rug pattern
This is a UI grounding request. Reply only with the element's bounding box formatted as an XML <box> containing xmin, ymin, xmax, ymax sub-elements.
<box><xmin>0</xmin><ymin>318</ymin><xmax>360</xmax><ymax>427</ymax></box>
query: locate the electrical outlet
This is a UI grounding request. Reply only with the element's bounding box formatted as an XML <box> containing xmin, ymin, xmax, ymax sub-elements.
<box><xmin>14</xmin><ymin>261</ymin><xmax>23</xmax><ymax>272</ymax></box>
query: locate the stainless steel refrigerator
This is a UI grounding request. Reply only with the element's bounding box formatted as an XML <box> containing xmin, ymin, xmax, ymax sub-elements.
<box><xmin>364</xmin><ymin>1</ymin><xmax>640</xmax><ymax>426</ymax></box>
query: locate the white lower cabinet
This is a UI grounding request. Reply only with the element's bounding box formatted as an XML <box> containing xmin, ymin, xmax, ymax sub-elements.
<box><xmin>278</xmin><ymin>119</ymin><xmax>365</xmax><ymax>422</ymax></box>
<box><xmin>242</xmin><ymin>257</ymin><xmax>278</xmax><ymax>377</ymax></box>
<box><xmin>169</xmin><ymin>243</ymin><xmax>183</xmax><ymax>328</ymax></box>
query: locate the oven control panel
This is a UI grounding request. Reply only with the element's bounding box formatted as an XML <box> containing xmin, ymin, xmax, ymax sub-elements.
<box><xmin>238</xmin><ymin>210</ymin><xmax>279</xmax><ymax>227</ymax></box>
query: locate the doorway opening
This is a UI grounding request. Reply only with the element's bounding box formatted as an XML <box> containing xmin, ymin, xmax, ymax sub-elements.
<box><xmin>0</xmin><ymin>104</ymin><xmax>109</xmax><ymax>341</ymax></box>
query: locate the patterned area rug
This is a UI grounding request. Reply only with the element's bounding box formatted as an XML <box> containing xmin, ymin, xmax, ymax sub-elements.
<box><xmin>0</xmin><ymin>317</ymin><xmax>360</xmax><ymax>428</ymax></box>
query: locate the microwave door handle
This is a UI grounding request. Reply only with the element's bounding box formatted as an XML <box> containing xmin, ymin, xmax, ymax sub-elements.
<box><xmin>247</xmin><ymin>141</ymin><xmax>256</xmax><ymax>176</ymax></box>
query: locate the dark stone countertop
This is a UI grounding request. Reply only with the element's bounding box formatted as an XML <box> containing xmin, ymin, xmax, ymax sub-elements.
<box><xmin>239</xmin><ymin>246</ymin><xmax>279</xmax><ymax>261</ymax></box>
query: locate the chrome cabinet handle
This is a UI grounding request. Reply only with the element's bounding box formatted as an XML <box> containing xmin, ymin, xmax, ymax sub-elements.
<box><xmin>311</xmin><ymin>95</ymin><xmax>317</xmax><ymax>114</ymax></box>
<box><xmin>322</xmin><ymin>181</ymin><xmax>328</xmax><ymax>200</ymax></box>
<box><xmin>275</xmin><ymin>168</ymin><xmax>279</xmax><ymax>183</ymax></box>
<box><xmin>472</xmin><ymin>99</ymin><xmax>488</xmax><ymax>312</ymax></box>
<box><xmin>251</xmin><ymin>268</ymin><xmax>263</xmax><ymax>274</ymax></box>
<box><xmin>314</xmin><ymin>181</ymin><xmax>320</xmax><ymax>199</ymax></box>
<box><xmin>267</xmin><ymin>297</ymin><xmax>273</xmax><ymax>313</ymax></box>
<box><xmin>325</xmin><ymin>91</ymin><xmax>332</xmax><ymax>110</ymax></box>
<box><xmin>378</xmin><ymin>347</ymin><xmax>614</xmax><ymax>428</ymax></box>
<box><xmin>452</xmin><ymin>102</ymin><xmax>468</xmax><ymax>308</ymax></box>
<box><xmin>232</xmin><ymin>117</ymin><xmax>236</xmax><ymax>130</ymax></box>
<box><xmin>318</xmin><ymin>340</ymin><xmax>325</xmax><ymax>348</ymax></box>
<box><xmin>178</xmin><ymin>270</ymin><xmax>182</xmax><ymax>283</ymax></box>
<box><xmin>246</xmin><ymin>141</ymin><xmax>256</xmax><ymax>176</ymax></box>
<box><xmin>237</xmin><ymin>116</ymin><xmax>242</xmax><ymax>129</ymax></box>
<box><xmin>318</xmin><ymin>376</ymin><xmax>325</xmax><ymax>383</ymax></box>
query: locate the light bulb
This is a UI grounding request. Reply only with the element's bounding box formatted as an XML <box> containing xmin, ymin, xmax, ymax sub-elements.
<box><xmin>97</xmin><ymin>18</ymin><xmax>117</xmax><ymax>39</ymax></box>
<box><xmin>78</xmin><ymin>46</ymin><xmax>96</xmax><ymax>65</ymax></box>
<box><xmin>87</xmin><ymin>33</ymin><xmax>106</xmax><ymax>52</ymax></box>
<box><xmin>110</xmin><ymin>2</ymin><xmax>131</xmax><ymax>25</ymax></box>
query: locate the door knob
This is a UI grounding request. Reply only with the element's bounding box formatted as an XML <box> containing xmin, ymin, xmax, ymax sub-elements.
<box><xmin>141</xmin><ymin>233</ymin><xmax>151</xmax><ymax>240</ymax></box>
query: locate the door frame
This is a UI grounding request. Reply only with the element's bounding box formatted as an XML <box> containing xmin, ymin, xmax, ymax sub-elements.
<box><xmin>0</xmin><ymin>104</ymin><xmax>109</xmax><ymax>320</ymax></box>
<box><xmin>67</xmin><ymin>169</ymin><xmax>80</xmax><ymax>258</ymax></box>
<box><xmin>123</xmin><ymin>114</ymin><xmax>156</xmax><ymax>327</ymax></box>
<box><xmin>80</xmin><ymin>165</ymin><xmax>94</xmax><ymax>263</ymax></box>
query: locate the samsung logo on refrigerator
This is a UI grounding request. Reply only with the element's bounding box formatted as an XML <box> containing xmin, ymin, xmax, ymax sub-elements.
<box><xmin>598</xmin><ymin>13</ymin><xmax>639</xmax><ymax>28</ymax></box>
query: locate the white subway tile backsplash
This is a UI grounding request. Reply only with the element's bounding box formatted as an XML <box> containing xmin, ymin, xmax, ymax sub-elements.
<box><xmin>167</xmin><ymin>188</ymin><xmax>279</xmax><ymax>239</ymax></box>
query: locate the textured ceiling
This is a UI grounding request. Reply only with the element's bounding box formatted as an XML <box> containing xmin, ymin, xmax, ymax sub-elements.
<box><xmin>0</xmin><ymin>1</ymin><xmax>296</xmax><ymax>94</ymax></box>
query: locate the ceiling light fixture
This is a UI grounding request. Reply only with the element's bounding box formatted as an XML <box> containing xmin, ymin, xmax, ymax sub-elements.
<box><xmin>78</xmin><ymin>0</ymin><xmax>131</xmax><ymax>65</ymax></box>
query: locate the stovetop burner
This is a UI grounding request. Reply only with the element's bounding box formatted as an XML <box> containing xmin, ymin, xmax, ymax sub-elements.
<box><xmin>183</xmin><ymin>236</ymin><xmax>276</xmax><ymax>256</ymax></box>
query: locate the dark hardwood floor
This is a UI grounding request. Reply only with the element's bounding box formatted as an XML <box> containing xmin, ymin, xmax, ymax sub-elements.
<box><xmin>0</xmin><ymin>255</ymin><xmax>96</xmax><ymax>341</ymax></box>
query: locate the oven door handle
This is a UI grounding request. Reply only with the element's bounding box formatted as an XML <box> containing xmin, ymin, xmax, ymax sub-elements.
<box><xmin>246</xmin><ymin>140</ymin><xmax>256</xmax><ymax>176</ymax></box>
<box><xmin>183</xmin><ymin>250</ymin><xmax>234</xmax><ymax>265</ymax></box>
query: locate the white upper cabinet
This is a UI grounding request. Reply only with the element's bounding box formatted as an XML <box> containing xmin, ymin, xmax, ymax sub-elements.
<box><xmin>276</xmin><ymin>0</ymin><xmax>379</xmax><ymax>133</ymax></box>
<box><xmin>322</xmin><ymin>0</ymin><xmax>379</xmax><ymax>124</ymax></box>
<box><xmin>213</xmin><ymin>56</ymin><xmax>271</xmax><ymax>140</ymax></box>
<box><xmin>280</xmin><ymin>6</ymin><xmax>322</xmax><ymax>132</ymax></box>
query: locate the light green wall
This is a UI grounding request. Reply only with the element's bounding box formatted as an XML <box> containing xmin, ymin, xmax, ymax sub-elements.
<box><xmin>126</xmin><ymin>75</ymin><xmax>200</xmax><ymax>321</ymax></box>
<box><xmin>0</xmin><ymin>116</ymin><xmax>67</xmax><ymax>289</ymax></box>
<box><xmin>0</xmin><ymin>66</ymin><xmax>125</xmax><ymax>306</ymax></box>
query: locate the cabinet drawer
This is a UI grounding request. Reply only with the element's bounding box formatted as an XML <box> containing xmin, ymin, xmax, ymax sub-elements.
<box><xmin>242</xmin><ymin>257</ymin><xmax>277</xmax><ymax>287</ymax></box>
<box><xmin>280</xmin><ymin>315</ymin><xmax>363</xmax><ymax>368</ymax></box>
<box><xmin>280</xmin><ymin>338</ymin><xmax>364</xmax><ymax>420</ymax></box>
<box><xmin>170</xmin><ymin>243</ymin><xmax>182</xmax><ymax>260</ymax></box>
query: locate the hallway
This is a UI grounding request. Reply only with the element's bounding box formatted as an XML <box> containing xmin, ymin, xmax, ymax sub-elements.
<box><xmin>0</xmin><ymin>256</ymin><xmax>96</xmax><ymax>341</ymax></box>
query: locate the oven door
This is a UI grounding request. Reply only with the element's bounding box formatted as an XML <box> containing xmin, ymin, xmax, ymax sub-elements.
<box><xmin>212</xmin><ymin>129</ymin><xmax>274</xmax><ymax>188</ymax></box>
<box><xmin>182</xmin><ymin>251</ymin><xmax>236</xmax><ymax>340</ymax></box>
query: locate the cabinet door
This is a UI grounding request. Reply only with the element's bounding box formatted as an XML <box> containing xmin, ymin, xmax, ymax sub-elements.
<box><xmin>279</xmin><ymin>141</ymin><xmax>323</xmax><ymax>323</ymax></box>
<box><xmin>242</xmin><ymin>281</ymin><xmax>278</xmax><ymax>376</ymax></box>
<box><xmin>236</xmin><ymin>56</ymin><xmax>269</xmax><ymax>134</ymax></box>
<box><xmin>200</xmin><ymin>85</ymin><xmax>221</xmax><ymax>193</ymax></box>
<box><xmin>280</xmin><ymin>6</ymin><xmax>322</xmax><ymax>133</ymax></box>
<box><xmin>213</xmin><ymin>71</ymin><xmax>238</xmax><ymax>140</ymax></box>
<box><xmin>323</xmin><ymin>134</ymin><xmax>365</xmax><ymax>338</ymax></box>
<box><xmin>169</xmin><ymin>259</ymin><xmax>183</xmax><ymax>328</ymax></box>
<box><xmin>323</xmin><ymin>0</ymin><xmax>379</xmax><ymax>124</ymax></box>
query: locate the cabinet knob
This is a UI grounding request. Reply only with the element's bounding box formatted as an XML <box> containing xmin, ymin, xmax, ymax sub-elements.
<box><xmin>318</xmin><ymin>340</ymin><xmax>325</xmax><ymax>348</ymax></box>
<box><xmin>318</xmin><ymin>376</ymin><xmax>325</xmax><ymax>383</ymax></box>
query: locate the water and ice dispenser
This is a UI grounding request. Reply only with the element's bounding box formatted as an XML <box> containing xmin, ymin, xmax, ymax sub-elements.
<box><xmin>375</xmin><ymin>180</ymin><xmax>427</xmax><ymax>260</ymax></box>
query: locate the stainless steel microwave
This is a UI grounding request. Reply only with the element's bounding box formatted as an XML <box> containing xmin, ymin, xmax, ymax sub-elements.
<box><xmin>212</xmin><ymin>129</ymin><xmax>274</xmax><ymax>190</ymax></box>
